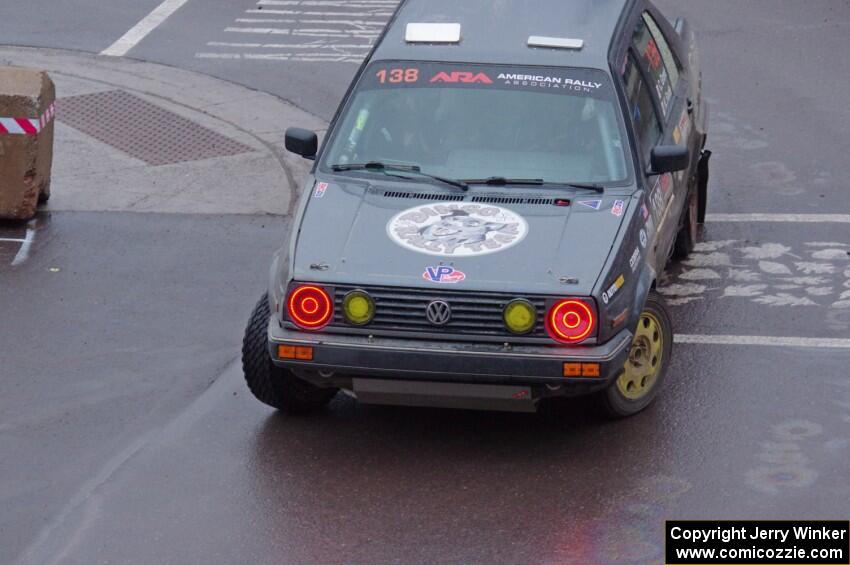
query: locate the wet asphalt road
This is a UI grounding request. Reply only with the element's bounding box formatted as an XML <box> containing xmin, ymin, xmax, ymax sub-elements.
<box><xmin>2</xmin><ymin>1</ymin><xmax>850</xmax><ymax>564</ymax></box>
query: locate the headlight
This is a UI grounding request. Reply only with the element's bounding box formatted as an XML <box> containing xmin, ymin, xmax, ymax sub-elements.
<box><xmin>545</xmin><ymin>299</ymin><xmax>596</xmax><ymax>344</ymax></box>
<box><xmin>287</xmin><ymin>284</ymin><xmax>333</xmax><ymax>330</ymax></box>
<box><xmin>503</xmin><ymin>299</ymin><xmax>537</xmax><ymax>335</ymax></box>
<box><xmin>342</xmin><ymin>290</ymin><xmax>375</xmax><ymax>326</ymax></box>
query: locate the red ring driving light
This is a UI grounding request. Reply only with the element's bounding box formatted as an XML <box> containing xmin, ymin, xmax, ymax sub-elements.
<box><xmin>546</xmin><ymin>299</ymin><xmax>596</xmax><ymax>344</ymax></box>
<box><xmin>287</xmin><ymin>284</ymin><xmax>333</xmax><ymax>330</ymax></box>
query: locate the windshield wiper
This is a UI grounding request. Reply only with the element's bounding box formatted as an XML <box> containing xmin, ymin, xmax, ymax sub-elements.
<box><xmin>463</xmin><ymin>177</ymin><xmax>545</xmax><ymax>186</ymax></box>
<box><xmin>331</xmin><ymin>162</ymin><xmax>468</xmax><ymax>191</ymax></box>
<box><xmin>461</xmin><ymin>177</ymin><xmax>605</xmax><ymax>193</ymax></box>
<box><xmin>548</xmin><ymin>182</ymin><xmax>606</xmax><ymax>194</ymax></box>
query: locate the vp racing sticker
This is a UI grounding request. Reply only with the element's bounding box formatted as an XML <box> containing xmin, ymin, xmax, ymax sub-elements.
<box><xmin>423</xmin><ymin>266</ymin><xmax>466</xmax><ymax>284</ymax></box>
<box><xmin>387</xmin><ymin>203</ymin><xmax>528</xmax><ymax>257</ymax></box>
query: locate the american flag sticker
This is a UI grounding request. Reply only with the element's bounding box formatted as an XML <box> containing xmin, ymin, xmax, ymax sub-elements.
<box><xmin>611</xmin><ymin>199</ymin><xmax>625</xmax><ymax>217</ymax></box>
<box><xmin>313</xmin><ymin>182</ymin><xmax>329</xmax><ymax>198</ymax></box>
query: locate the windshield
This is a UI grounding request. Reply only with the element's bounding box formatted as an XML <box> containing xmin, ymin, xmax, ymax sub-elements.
<box><xmin>320</xmin><ymin>62</ymin><xmax>631</xmax><ymax>185</ymax></box>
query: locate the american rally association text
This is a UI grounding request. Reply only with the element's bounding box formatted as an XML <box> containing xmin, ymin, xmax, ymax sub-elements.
<box><xmin>670</xmin><ymin>525</ymin><xmax>848</xmax><ymax>545</ymax></box>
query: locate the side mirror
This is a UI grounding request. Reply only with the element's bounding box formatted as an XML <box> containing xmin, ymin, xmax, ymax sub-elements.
<box><xmin>285</xmin><ymin>127</ymin><xmax>318</xmax><ymax>160</ymax></box>
<box><xmin>650</xmin><ymin>145</ymin><xmax>689</xmax><ymax>174</ymax></box>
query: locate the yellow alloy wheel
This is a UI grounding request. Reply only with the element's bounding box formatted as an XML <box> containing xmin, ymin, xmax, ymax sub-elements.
<box><xmin>617</xmin><ymin>311</ymin><xmax>665</xmax><ymax>401</ymax></box>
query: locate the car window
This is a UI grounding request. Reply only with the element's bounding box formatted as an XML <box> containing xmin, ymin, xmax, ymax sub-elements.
<box><xmin>321</xmin><ymin>62</ymin><xmax>631</xmax><ymax>185</ymax></box>
<box><xmin>643</xmin><ymin>13</ymin><xmax>680</xmax><ymax>88</ymax></box>
<box><xmin>632</xmin><ymin>12</ymin><xmax>676</xmax><ymax>118</ymax></box>
<box><xmin>623</xmin><ymin>53</ymin><xmax>661</xmax><ymax>164</ymax></box>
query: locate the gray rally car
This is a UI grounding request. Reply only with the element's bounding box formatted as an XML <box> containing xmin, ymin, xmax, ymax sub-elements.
<box><xmin>242</xmin><ymin>0</ymin><xmax>710</xmax><ymax>417</ymax></box>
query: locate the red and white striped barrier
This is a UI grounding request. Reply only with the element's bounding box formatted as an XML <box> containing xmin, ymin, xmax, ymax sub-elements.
<box><xmin>0</xmin><ymin>101</ymin><xmax>56</xmax><ymax>135</ymax></box>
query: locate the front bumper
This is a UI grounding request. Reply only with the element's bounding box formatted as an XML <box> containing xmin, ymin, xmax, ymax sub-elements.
<box><xmin>268</xmin><ymin>322</ymin><xmax>633</xmax><ymax>397</ymax></box>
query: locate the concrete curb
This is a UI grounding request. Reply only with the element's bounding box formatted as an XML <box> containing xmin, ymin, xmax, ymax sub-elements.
<box><xmin>0</xmin><ymin>46</ymin><xmax>329</xmax><ymax>216</ymax></box>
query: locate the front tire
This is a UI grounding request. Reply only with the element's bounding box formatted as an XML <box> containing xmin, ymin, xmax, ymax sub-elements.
<box><xmin>599</xmin><ymin>291</ymin><xmax>673</xmax><ymax>418</ymax></box>
<box><xmin>242</xmin><ymin>294</ymin><xmax>337</xmax><ymax>413</ymax></box>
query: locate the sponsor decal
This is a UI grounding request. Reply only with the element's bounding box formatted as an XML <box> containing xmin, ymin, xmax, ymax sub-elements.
<box><xmin>641</xmin><ymin>203</ymin><xmax>650</xmax><ymax>221</ymax></box>
<box><xmin>388</xmin><ymin>203</ymin><xmax>528</xmax><ymax>257</ymax></box>
<box><xmin>644</xmin><ymin>39</ymin><xmax>662</xmax><ymax>71</ymax></box>
<box><xmin>650</xmin><ymin>182</ymin><xmax>665</xmax><ymax>217</ymax></box>
<box><xmin>655</xmin><ymin>67</ymin><xmax>672</xmax><ymax>116</ymax></box>
<box><xmin>430</xmin><ymin>71</ymin><xmax>493</xmax><ymax>84</ymax></box>
<box><xmin>660</xmin><ymin>173</ymin><xmax>672</xmax><ymax>194</ymax></box>
<box><xmin>602</xmin><ymin>274</ymin><xmax>626</xmax><ymax>305</ymax></box>
<box><xmin>496</xmin><ymin>73</ymin><xmax>602</xmax><ymax>92</ymax></box>
<box><xmin>611</xmin><ymin>200</ymin><xmax>625</xmax><ymax>217</ymax></box>
<box><xmin>672</xmin><ymin>126</ymin><xmax>681</xmax><ymax>145</ymax></box>
<box><xmin>639</xmin><ymin>229</ymin><xmax>648</xmax><ymax>249</ymax></box>
<box><xmin>678</xmin><ymin>109</ymin><xmax>692</xmax><ymax>141</ymax></box>
<box><xmin>630</xmin><ymin>247</ymin><xmax>641</xmax><ymax>272</ymax></box>
<box><xmin>423</xmin><ymin>266</ymin><xmax>466</xmax><ymax>284</ymax></box>
<box><xmin>577</xmin><ymin>199</ymin><xmax>603</xmax><ymax>211</ymax></box>
<box><xmin>313</xmin><ymin>182</ymin><xmax>328</xmax><ymax>198</ymax></box>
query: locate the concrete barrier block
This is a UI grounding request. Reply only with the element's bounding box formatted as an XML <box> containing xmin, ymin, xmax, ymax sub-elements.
<box><xmin>0</xmin><ymin>66</ymin><xmax>55</xmax><ymax>220</ymax></box>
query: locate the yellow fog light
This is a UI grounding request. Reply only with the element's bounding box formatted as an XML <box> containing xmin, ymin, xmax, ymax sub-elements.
<box><xmin>503</xmin><ymin>299</ymin><xmax>537</xmax><ymax>335</ymax></box>
<box><xmin>342</xmin><ymin>290</ymin><xmax>375</xmax><ymax>326</ymax></box>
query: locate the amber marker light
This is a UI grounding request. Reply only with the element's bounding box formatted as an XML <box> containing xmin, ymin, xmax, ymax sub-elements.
<box><xmin>563</xmin><ymin>363</ymin><xmax>602</xmax><ymax>378</ymax></box>
<box><xmin>287</xmin><ymin>284</ymin><xmax>333</xmax><ymax>330</ymax></box>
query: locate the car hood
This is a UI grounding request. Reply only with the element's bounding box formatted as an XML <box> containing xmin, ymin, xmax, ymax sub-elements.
<box><xmin>292</xmin><ymin>177</ymin><xmax>629</xmax><ymax>296</ymax></box>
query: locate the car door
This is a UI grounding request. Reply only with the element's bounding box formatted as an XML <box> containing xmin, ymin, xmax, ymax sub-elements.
<box><xmin>625</xmin><ymin>8</ymin><xmax>692</xmax><ymax>268</ymax></box>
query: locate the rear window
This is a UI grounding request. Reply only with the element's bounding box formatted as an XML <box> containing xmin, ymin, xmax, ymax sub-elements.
<box><xmin>320</xmin><ymin>62</ymin><xmax>632</xmax><ymax>185</ymax></box>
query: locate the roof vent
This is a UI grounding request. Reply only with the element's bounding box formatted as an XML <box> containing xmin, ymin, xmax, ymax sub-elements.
<box><xmin>527</xmin><ymin>36</ymin><xmax>584</xmax><ymax>50</ymax></box>
<box><xmin>406</xmin><ymin>23</ymin><xmax>461</xmax><ymax>44</ymax></box>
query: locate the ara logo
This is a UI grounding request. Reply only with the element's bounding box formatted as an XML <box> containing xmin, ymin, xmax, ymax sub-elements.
<box><xmin>577</xmin><ymin>200</ymin><xmax>603</xmax><ymax>211</ymax></box>
<box><xmin>430</xmin><ymin>71</ymin><xmax>493</xmax><ymax>84</ymax></box>
<box><xmin>423</xmin><ymin>266</ymin><xmax>466</xmax><ymax>284</ymax></box>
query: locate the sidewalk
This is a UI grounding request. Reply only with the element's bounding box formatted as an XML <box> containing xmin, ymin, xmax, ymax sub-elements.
<box><xmin>0</xmin><ymin>46</ymin><xmax>328</xmax><ymax>216</ymax></box>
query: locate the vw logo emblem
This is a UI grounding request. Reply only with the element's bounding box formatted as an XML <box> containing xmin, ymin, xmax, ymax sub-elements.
<box><xmin>425</xmin><ymin>300</ymin><xmax>452</xmax><ymax>326</ymax></box>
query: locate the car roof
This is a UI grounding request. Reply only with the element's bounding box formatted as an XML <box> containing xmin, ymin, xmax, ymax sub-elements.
<box><xmin>372</xmin><ymin>0</ymin><xmax>632</xmax><ymax>70</ymax></box>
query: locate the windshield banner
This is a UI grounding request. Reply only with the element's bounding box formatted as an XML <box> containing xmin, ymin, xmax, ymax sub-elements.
<box><xmin>364</xmin><ymin>62</ymin><xmax>615</xmax><ymax>100</ymax></box>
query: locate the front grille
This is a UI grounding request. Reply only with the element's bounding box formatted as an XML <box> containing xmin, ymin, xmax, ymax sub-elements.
<box><xmin>329</xmin><ymin>285</ymin><xmax>549</xmax><ymax>341</ymax></box>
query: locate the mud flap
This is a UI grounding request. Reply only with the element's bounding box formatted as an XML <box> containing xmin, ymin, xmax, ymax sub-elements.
<box><xmin>352</xmin><ymin>379</ymin><xmax>537</xmax><ymax>413</ymax></box>
<box><xmin>697</xmin><ymin>149</ymin><xmax>711</xmax><ymax>224</ymax></box>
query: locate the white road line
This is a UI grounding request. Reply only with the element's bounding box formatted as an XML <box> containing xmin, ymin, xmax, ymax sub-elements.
<box><xmin>246</xmin><ymin>9</ymin><xmax>393</xmax><ymax>16</ymax></box>
<box><xmin>259</xmin><ymin>0</ymin><xmax>396</xmax><ymax>5</ymax></box>
<box><xmin>707</xmin><ymin>213</ymin><xmax>850</xmax><ymax>223</ymax></box>
<box><xmin>225</xmin><ymin>27</ymin><xmax>292</xmax><ymax>35</ymax></box>
<box><xmin>207</xmin><ymin>42</ymin><xmax>371</xmax><ymax>49</ymax></box>
<box><xmin>676</xmin><ymin>334</ymin><xmax>850</xmax><ymax>349</ymax></box>
<box><xmin>101</xmin><ymin>0</ymin><xmax>191</xmax><ymax>57</ymax></box>
<box><xmin>196</xmin><ymin>53</ymin><xmax>244</xmax><ymax>59</ymax></box>
<box><xmin>10</xmin><ymin>220</ymin><xmax>36</xmax><ymax>267</ymax></box>
<box><xmin>196</xmin><ymin>52</ymin><xmax>366</xmax><ymax>62</ymax></box>
<box><xmin>236</xmin><ymin>18</ymin><xmax>296</xmax><ymax>23</ymax></box>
